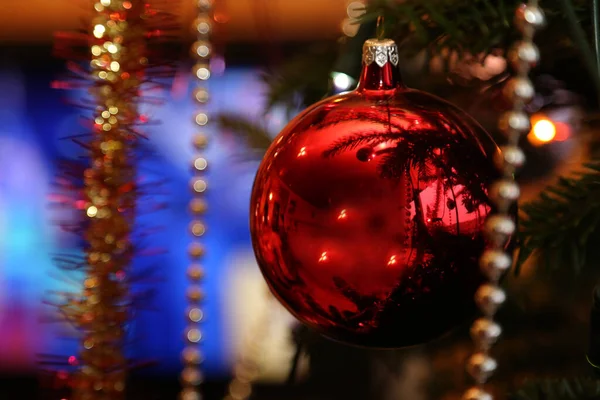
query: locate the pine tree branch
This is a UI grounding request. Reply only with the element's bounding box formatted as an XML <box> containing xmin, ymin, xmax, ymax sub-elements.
<box><xmin>365</xmin><ymin>0</ymin><xmax>590</xmax><ymax>61</ymax></box>
<box><xmin>365</xmin><ymin>0</ymin><xmax>519</xmax><ymax>61</ymax></box>
<box><xmin>588</xmin><ymin>286</ymin><xmax>600</xmax><ymax>377</ymax></box>
<box><xmin>322</xmin><ymin>132</ymin><xmax>404</xmax><ymax>157</ymax></box>
<box><xmin>509</xmin><ymin>378</ymin><xmax>600</xmax><ymax>399</ymax></box>
<box><xmin>296</xmin><ymin>110</ymin><xmax>406</xmax><ymax>133</ymax></box>
<box><xmin>260</xmin><ymin>0</ymin><xmax>593</xmax><ymax>117</ymax></box>
<box><xmin>518</xmin><ymin>161</ymin><xmax>600</xmax><ymax>274</ymax></box>
<box><xmin>262</xmin><ymin>42</ymin><xmax>338</xmax><ymax>114</ymax></box>
<box><xmin>593</xmin><ymin>0</ymin><xmax>600</xmax><ymax>77</ymax></box>
<box><xmin>216</xmin><ymin>113</ymin><xmax>273</xmax><ymax>152</ymax></box>
<box><xmin>558</xmin><ymin>0</ymin><xmax>600</xmax><ymax>102</ymax></box>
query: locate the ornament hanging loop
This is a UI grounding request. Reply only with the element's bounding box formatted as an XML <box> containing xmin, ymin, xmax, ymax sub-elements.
<box><xmin>376</xmin><ymin>15</ymin><xmax>385</xmax><ymax>39</ymax></box>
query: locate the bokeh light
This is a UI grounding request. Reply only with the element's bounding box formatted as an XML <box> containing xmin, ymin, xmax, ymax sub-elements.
<box><xmin>331</xmin><ymin>72</ymin><xmax>355</xmax><ymax>93</ymax></box>
<box><xmin>528</xmin><ymin>116</ymin><xmax>558</xmax><ymax>146</ymax></box>
<box><xmin>533</xmin><ymin>119</ymin><xmax>556</xmax><ymax>142</ymax></box>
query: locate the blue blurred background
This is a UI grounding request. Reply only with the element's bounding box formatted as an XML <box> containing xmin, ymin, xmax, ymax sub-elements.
<box><xmin>0</xmin><ymin>2</ymin><xmax>350</xmax><ymax>388</ymax></box>
<box><xmin>0</xmin><ymin>49</ymin><xmax>288</xmax><ymax>378</ymax></box>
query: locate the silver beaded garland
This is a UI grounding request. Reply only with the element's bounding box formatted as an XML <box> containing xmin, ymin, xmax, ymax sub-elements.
<box><xmin>466</xmin><ymin>352</ymin><xmax>498</xmax><ymax>383</ymax></box>
<box><xmin>464</xmin><ymin>387</ymin><xmax>494</xmax><ymax>400</ymax></box>
<box><xmin>498</xmin><ymin>110</ymin><xmax>531</xmax><ymax>134</ymax></box>
<box><xmin>497</xmin><ymin>146</ymin><xmax>526</xmax><ymax>170</ymax></box>
<box><xmin>484</xmin><ymin>215</ymin><xmax>516</xmax><ymax>246</ymax></box>
<box><xmin>516</xmin><ymin>4</ymin><xmax>546</xmax><ymax>32</ymax></box>
<box><xmin>480</xmin><ymin>250</ymin><xmax>512</xmax><ymax>281</ymax></box>
<box><xmin>489</xmin><ymin>180</ymin><xmax>520</xmax><ymax>210</ymax></box>
<box><xmin>470</xmin><ymin>318</ymin><xmax>502</xmax><ymax>350</ymax></box>
<box><xmin>475</xmin><ymin>284</ymin><xmax>507</xmax><ymax>316</ymax></box>
<box><xmin>463</xmin><ymin>1</ymin><xmax>544</xmax><ymax>398</ymax></box>
<box><xmin>181</xmin><ymin>1</ymin><xmax>214</xmax><ymax>399</ymax></box>
<box><xmin>508</xmin><ymin>41</ymin><xmax>540</xmax><ymax>69</ymax></box>
<box><xmin>503</xmin><ymin>76</ymin><xmax>536</xmax><ymax>103</ymax></box>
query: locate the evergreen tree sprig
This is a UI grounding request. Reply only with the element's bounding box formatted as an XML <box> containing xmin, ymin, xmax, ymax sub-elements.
<box><xmin>509</xmin><ymin>378</ymin><xmax>600</xmax><ymax>399</ymax></box>
<box><xmin>518</xmin><ymin>161</ymin><xmax>600</xmax><ymax>274</ymax></box>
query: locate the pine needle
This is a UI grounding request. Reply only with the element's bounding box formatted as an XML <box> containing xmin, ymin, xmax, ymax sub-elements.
<box><xmin>518</xmin><ymin>161</ymin><xmax>600</xmax><ymax>274</ymax></box>
<box><xmin>510</xmin><ymin>378</ymin><xmax>600</xmax><ymax>399</ymax></box>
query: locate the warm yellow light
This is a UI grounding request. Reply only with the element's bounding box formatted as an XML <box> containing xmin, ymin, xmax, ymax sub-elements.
<box><xmin>93</xmin><ymin>24</ymin><xmax>106</xmax><ymax>38</ymax></box>
<box><xmin>107</xmin><ymin>44</ymin><xmax>118</xmax><ymax>54</ymax></box>
<box><xmin>532</xmin><ymin>119</ymin><xmax>556</xmax><ymax>142</ymax></box>
<box><xmin>87</xmin><ymin>206</ymin><xmax>98</xmax><ymax>217</ymax></box>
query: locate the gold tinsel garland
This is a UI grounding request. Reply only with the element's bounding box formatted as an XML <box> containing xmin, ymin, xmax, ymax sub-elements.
<box><xmin>74</xmin><ymin>1</ymin><xmax>144</xmax><ymax>398</ymax></box>
<box><xmin>46</xmin><ymin>0</ymin><xmax>179</xmax><ymax>398</ymax></box>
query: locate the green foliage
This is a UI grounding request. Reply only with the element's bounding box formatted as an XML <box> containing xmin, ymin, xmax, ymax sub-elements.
<box><xmin>256</xmin><ymin>0</ymin><xmax>594</xmax><ymax>116</ymax></box>
<box><xmin>364</xmin><ymin>0</ymin><xmax>589</xmax><ymax>58</ymax></box>
<box><xmin>364</xmin><ymin>0</ymin><xmax>600</xmax><ymax>100</ymax></box>
<box><xmin>510</xmin><ymin>378</ymin><xmax>600</xmax><ymax>399</ymax></box>
<box><xmin>364</xmin><ymin>0</ymin><xmax>517</xmax><ymax>60</ymax></box>
<box><xmin>216</xmin><ymin>113</ymin><xmax>272</xmax><ymax>152</ymax></box>
<box><xmin>518</xmin><ymin>162</ymin><xmax>600</xmax><ymax>274</ymax></box>
<box><xmin>261</xmin><ymin>42</ymin><xmax>338</xmax><ymax>114</ymax></box>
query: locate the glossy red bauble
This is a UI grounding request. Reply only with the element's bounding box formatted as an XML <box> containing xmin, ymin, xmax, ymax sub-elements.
<box><xmin>250</xmin><ymin>39</ymin><xmax>502</xmax><ymax>348</ymax></box>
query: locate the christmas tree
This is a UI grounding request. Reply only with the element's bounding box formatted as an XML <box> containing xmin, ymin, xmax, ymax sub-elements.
<box><xmin>218</xmin><ymin>1</ymin><xmax>600</xmax><ymax>399</ymax></box>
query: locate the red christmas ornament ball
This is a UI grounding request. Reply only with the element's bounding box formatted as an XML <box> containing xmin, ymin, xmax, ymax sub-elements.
<box><xmin>250</xmin><ymin>39</ymin><xmax>504</xmax><ymax>348</ymax></box>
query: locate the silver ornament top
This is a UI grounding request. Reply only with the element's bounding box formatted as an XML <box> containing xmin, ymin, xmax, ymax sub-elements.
<box><xmin>362</xmin><ymin>38</ymin><xmax>399</xmax><ymax>67</ymax></box>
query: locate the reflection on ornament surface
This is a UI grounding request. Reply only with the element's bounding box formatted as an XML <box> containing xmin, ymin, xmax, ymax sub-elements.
<box><xmin>251</xmin><ymin>40</ymin><xmax>504</xmax><ymax>348</ymax></box>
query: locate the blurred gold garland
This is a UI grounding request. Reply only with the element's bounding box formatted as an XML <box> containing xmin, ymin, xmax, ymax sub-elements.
<box><xmin>71</xmin><ymin>1</ymin><xmax>146</xmax><ymax>398</ymax></box>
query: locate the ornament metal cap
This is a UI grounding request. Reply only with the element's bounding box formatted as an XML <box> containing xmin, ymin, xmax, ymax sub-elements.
<box><xmin>362</xmin><ymin>38</ymin><xmax>399</xmax><ymax>67</ymax></box>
